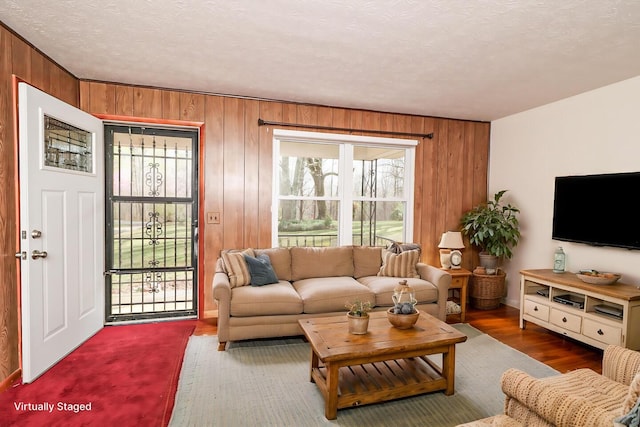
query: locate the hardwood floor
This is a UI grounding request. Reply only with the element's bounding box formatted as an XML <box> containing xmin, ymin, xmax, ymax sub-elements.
<box><xmin>193</xmin><ymin>314</ymin><xmax>217</xmax><ymax>336</ymax></box>
<box><xmin>465</xmin><ymin>304</ymin><xmax>603</xmax><ymax>374</ymax></box>
<box><xmin>194</xmin><ymin>304</ymin><xmax>604</xmax><ymax>374</ymax></box>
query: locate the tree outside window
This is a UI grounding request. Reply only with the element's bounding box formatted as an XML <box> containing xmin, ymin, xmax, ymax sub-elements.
<box><xmin>273</xmin><ymin>131</ymin><xmax>416</xmax><ymax>248</ymax></box>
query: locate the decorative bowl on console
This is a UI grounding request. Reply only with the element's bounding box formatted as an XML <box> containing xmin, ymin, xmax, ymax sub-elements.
<box><xmin>576</xmin><ymin>270</ymin><xmax>621</xmax><ymax>285</ymax></box>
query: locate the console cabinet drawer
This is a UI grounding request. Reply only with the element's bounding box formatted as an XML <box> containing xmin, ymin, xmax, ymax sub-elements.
<box><xmin>550</xmin><ymin>308</ymin><xmax>581</xmax><ymax>333</ymax></box>
<box><xmin>583</xmin><ymin>318</ymin><xmax>622</xmax><ymax>346</ymax></box>
<box><xmin>524</xmin><ymin>299</ymin><xmax>549</xmax><ymax>321</ymax></box>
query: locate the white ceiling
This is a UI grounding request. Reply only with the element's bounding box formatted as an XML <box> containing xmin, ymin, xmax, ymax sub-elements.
<box><xmin>2</xmin><ymin>1</ymin><xmax>640</xmax><ymax>122</ymax></box>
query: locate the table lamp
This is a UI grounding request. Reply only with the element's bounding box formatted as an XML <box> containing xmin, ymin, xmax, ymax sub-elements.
<box><xmin>438</xmin><ymin>231</ymin><xmax>465</xmax><ymax>269</ymax></box>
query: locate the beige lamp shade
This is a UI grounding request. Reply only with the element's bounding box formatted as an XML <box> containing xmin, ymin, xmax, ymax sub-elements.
<box><xmin>438</xmin><ymin>231</ymin><xmax>465</xmax><ymax>249</ymax></box>
<box><xmin>438</xmin><ymin>231</ymin><xmax>465</xmax><ymax>269</ymax></box>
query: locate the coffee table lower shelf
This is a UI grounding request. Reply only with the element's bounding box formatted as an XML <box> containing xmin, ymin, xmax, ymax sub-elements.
<box><xmin>311</xmin><ymin>356</ymin><xmax>447</xmax><ymax>415</ymax></box>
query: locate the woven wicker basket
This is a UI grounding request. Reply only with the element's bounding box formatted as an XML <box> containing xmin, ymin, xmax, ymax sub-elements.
<box><xmin>470</xmin><ymin>270</ymin><xmax>506</xmax><ymax>310</ymax></box>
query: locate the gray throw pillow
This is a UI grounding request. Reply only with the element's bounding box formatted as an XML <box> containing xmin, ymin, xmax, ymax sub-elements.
<box><xmin>388</xmin><ymin>241</ymin><xmax>422</xmax><ymax>255</ymax></box>
<box><xmin>244</xmin><ymin>253</ymin><xmax>279</xmax><ymax>286</ymax></box>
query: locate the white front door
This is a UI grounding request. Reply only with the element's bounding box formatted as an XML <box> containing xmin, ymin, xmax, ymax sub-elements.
<box><xmin>18</xmin><ymin>83</ymin><xmax>104</xmax><ymax>383</ymax></box>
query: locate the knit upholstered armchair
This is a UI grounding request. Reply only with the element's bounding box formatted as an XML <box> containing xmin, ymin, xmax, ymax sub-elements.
<box><xmin>457</xmin><ymin>345</ymin><xmax>640</xmax><ymax>427</ymax></box>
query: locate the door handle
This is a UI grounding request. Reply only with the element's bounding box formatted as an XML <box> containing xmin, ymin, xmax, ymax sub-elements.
<box><xmin>31</xmin><ymin>250</ymin><xmax>48</xmax><ymax>260</ymax></box>
<box><xmin>15</xmin><ymin>251</ymin><xmax>26</xmax><ymax>260</ymax></box>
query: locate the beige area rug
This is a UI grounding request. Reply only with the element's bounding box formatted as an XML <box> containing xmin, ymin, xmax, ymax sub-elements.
<box><xmin>169</xmin><ymin>324</ymin><xmax>558</xmax><ymax>427</ymax></box>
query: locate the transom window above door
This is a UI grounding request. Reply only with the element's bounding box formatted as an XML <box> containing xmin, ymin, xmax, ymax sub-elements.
<box><xmin>272</xmin><ymin>130</ymin><xmax>417</xmax><ymax>248</ymax></box>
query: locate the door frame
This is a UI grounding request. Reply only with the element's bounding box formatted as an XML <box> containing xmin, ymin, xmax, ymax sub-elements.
<box><xmin>103</xmin><ymin>122</ymin><xmax>200</xmax><ymax>322</ymax></box>
<box><xmin>11</xmin><ymin>75</ymin><xmax>206</xmax><ymax>381</ymax></box>
<box><xmin>94</xmin><ymin>114</ymin><xmax>206</xmax><ymax>320</ymax></box>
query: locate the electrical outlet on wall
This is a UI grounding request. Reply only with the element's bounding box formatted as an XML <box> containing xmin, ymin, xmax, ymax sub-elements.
<box><xmin>207</xmin><ymin>212</ymin><xmax>220</xmax><ymax>224</ymax></box>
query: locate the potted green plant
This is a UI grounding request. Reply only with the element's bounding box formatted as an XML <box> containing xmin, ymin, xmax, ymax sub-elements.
<box><xmin>460</xmin><ymin>190</ymin><xmax>520</xmax><ymax>310</ymax></box>
<box><xmin>345</xmin><ymin>300</ymin><xmax>372</xmax><ymax>334</ymax></box>
<box><xmin>460</xmin><ymin>190</ymin><xmax>520</xmax><ymax>270</ymax></box>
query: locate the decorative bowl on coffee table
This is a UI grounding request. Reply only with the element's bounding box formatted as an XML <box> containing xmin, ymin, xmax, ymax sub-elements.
<box><xmin>386</xmin><ymin>307</ymin><xmax>420</xmax><ymax>329</ymax></box>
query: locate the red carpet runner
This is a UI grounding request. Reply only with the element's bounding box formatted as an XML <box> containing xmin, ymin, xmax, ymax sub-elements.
<box><xmin>0</xmin><ymin>320</ymin><xmax>195</xmax><ymax>427</ymax></box>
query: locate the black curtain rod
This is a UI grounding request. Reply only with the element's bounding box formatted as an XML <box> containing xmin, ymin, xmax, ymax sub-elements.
<box><xmin>258</xmin><ymin>119</ymin><xmax>434</xmax><ymax>139</ymax></box>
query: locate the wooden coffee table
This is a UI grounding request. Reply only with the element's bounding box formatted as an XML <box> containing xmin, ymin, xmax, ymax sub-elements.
<box><xmin>298</xmin><ymin>310</ymin><xmax>468</xmax><ymax>419</ymax></box>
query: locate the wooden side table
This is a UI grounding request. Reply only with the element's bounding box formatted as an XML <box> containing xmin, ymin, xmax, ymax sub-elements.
<box><xmin>445</xmin><ymin>268</ymin><xmax>471</xmax><ymax>322</ymax></box>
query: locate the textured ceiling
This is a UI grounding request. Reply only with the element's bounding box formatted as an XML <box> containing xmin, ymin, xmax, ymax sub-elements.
<box><xmin>2</xmin><ymin>1</ymin><xmax>640</xmax><ymax>121</ymax></box>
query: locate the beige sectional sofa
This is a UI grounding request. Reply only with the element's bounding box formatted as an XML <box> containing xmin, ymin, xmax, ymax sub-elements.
<box><xmin>213</xmin><ymin>245</ymin><xmax>451</xmax><ymax>350</ymax></box>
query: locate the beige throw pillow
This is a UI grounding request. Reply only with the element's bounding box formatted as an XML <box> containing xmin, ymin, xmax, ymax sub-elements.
<box><xmin>377</xmin><ymin>249</ymin><xmax>420</xmax><ymax>278</ymax></box>
<box><xmin>221</xmin><ymin>249</ymin><xmax>255</xmax><ymax>287</ymax></box>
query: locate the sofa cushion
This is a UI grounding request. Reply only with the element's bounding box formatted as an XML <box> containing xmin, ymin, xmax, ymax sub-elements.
<box><xmin>290</xmin><ymin>246</ymin><xmax>354</xmax><ymax>281</ymax></box>
<box><xmin>230</xmin><ymin>281</ymin><xmax>303</xmax><ymax>316</ymax></box>
<box><xmin>353</xmin><ymin>246</ymin><xmax>383</xmax><ymax>278</ymax></box>
<box><xmin>244</xmin><ymin>254</ymin><xmax>279</xmax><ymax>286</ymax></box>
<box><xmin>254</xmin><ymin>248</ymin><xmax>292</xmax><ymax>282</ymax></box>
<box><xmin>378</xmin><ymin>249</ymin><xmax>420</xmax><ymax>278</ymax></box>
<box><xmin>293</xmin><ymin>276</ymin><xmax>375</xmax><ymax>314</ymax></box>
<box><xmin>221</xmin><ymin>248</ymin><xmax>255</xmax><ymax>287</ymax></box>
<box><xmin>357</xmin><ymin>276</ymin><xmax>438</xmax><ymax>307</ymax></box>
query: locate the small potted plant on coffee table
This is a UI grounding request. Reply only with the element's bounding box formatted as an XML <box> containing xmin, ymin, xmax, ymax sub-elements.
<box><xmin>345</xmin><ymin>300</ymin><xmax>372</xmax><ymax>334</ymax></box>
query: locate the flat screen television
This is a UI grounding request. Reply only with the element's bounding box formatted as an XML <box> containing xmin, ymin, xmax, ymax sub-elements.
<box><xmin>552</xmin><ymin>172</ymin><xmax>640</xmax><ymax>250</ymax></box>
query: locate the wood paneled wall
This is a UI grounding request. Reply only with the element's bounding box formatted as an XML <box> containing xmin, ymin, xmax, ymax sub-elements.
<box><xmin>0</xmin><ymin>20</ymin><xmax>489</xmax><ymax>385</ymax></box>
<box><xmin>0</xmin><ymin>24</ymin><xmax>80</xmax><ymax>385</ymax></box>
<box><xmin>80</xmin><ymin>82</ymin><xmax>490</xmax><ymax>314</ymax></box>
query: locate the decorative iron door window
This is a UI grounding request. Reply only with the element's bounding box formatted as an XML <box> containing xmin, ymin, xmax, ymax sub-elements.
<box><xmin>104</xmin><ymin>124</ymin><xmax>198</xmax><ymax>322</ymax></box>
